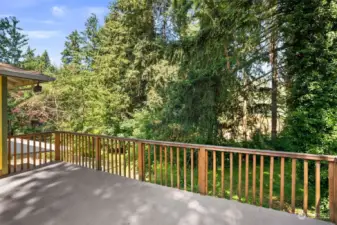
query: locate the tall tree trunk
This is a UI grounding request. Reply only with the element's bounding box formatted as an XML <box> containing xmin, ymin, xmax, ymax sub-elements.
<box><xmin>242</xmin><ymin>69</ymin><xmax>248</xmax><ymax>141</ymax></box>
<box><xmin>270</xmin><ymin>32</ymin><xmax>278</xmax><ymax>142</ymax></box>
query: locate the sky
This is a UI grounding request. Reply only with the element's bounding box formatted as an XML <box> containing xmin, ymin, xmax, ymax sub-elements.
<box><xmin>1</xmin><ymin>0</ymin><xmax>111</xmax><ymax>66</ymax></box>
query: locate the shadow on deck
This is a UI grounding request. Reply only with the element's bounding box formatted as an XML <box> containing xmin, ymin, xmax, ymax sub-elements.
<box><xmin>0</xmin><ymin>162</ymin><xmax>332</xmax><ymax>225</ymax></box>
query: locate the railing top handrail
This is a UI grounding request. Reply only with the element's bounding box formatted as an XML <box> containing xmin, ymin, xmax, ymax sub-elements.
<box><xmin>9</xmin><ymin>131</ymin><xmax>337</xmax><ymax>162</ymax></box>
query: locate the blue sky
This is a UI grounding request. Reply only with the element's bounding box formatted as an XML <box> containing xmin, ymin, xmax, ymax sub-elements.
<box><xmin>1</xmin><ymin>0</ymin><xmax>111</xmax><ymax>66</ymax></box>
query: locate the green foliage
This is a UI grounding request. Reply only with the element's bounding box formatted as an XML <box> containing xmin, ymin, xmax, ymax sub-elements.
<box><xmin>0</xmin><ymin>16</ymin><xmax>28</xmax><ymax>65</ymax></box>
<box><xmin>280</xmin><ymin>0</ymin><xmax>337</xmax><ymax>156</ymax></box>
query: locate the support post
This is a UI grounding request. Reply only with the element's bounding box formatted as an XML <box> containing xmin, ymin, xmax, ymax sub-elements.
<box><xmin>0</xmin><ymin>76</ymin><xmax>8</xmax><ymax>176</ymax></box>
<box><xmin>335</xmin><ymin>161</ymin><xmax>337</xmax><ymax>225</ymax></box>
<box><xmin>198</xmin><ymin>147</ymin><xmax>207</xmax><ymax>195</ymax></box>
<box><xmin>55</xmin><ymin>133</ymin><xmax>60</xmax><ymax>161</ymax></box>
<box><xmin>138</xmin><ymin>141</ymin><xmax>144</xmax><ymax>181</ymax></box>
<box><xmin>95</xmin><ymin>137</ymin><xmax>101</xmax><ymax>170</ymax></box>
<box><xmin>329</xmin><ymin>160</ymin><xmax>337</xmax><ymax>224</ymax></box>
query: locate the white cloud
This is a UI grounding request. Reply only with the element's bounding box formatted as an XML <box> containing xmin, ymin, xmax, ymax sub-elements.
<box><xmin>24</xmin><ymin>30</ymin><xmax>61</xmax><ymax>39</ymax></box>
<box><xmin>52</xmin><ymin>6</ymin><xmax>66</xmax><ymax>17</ymax></box>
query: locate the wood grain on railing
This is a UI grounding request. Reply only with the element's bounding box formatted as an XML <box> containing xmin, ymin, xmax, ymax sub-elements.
<box><xmin>269</xmin><ymin>156</ymin><xmax>274</xmax><ymax>208</ymax></box>
<box><xmin>238</xmin><ymin>153</ymin><xmax>242</xmax><ymax>201</ymax></box>
<box><xmin>252</xmin><ymin>154</ymin><xmax>256</xmax><ymax>204</ymax></box>
<box><xmin>304</xmin><ymin>160</ymin><xmax>308</xmax><ymax>216</ymax></box>
<box><xmin>221</xmin><ymin>151</ymin><xmax>224</xmax><ymax>198</ymax></box>
<box><xmin>213</xmin><ymin>151</ymin><xmax>216</xmax><ymax>196</ymax></box>
<box><xmin>280</xmin><ymin>157</ymin><xmax>285</xmax><ymax>209</ymax></box>
<box><xmin>184</xmin><ymin>148</ymin><xmax>187</xmax><ymax>190</ymax></box>
<box><xmin>291</xmin><ymin>159</ymin><xmax>296</xmax><ymax>213</ymax></box>
<box><xmin>245</xmin><ymin>154</ymin><xmax>249</xmax><ymax>201</ymax></box>
<box><xmin>259</xmin><ymin>155</ymin><xmax>264</xmax><ymax>206</ymax></box>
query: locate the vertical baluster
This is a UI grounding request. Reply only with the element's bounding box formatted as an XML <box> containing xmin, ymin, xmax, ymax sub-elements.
<box><xmin>191</xmin><ymin>148</ymin><xmax>194</xmax><ymax>192</ymax></box>
<box><xmin>81</xmin><ymin>135</ymin><xmax>84</xmax><ymax>167</ymax></box>
<box><xmin>170</xmin><ymin>147</ymin><xmax>173</xmax><ymax>187</ymax></box>
<box><xmin>245</xmin><ymin>154</ymin><xmax>249</xmax><ymax>202</ymax></box>
<box><xmin>123</xmin><ymin>141</ymin><xmax>126</xmax><ymax>176</ymax></box>
<box><xmin>27</xmin><ymin>136</ymin><xmax>30</xmax><ymax>169</ymax></box>
<box><xmin>44</xmin><ymin>135</ymin><xmax>47</xmax><ymax>164</ymax></box>
<box><xmin>33</xmin><ymin>136</ymin><xmax>36</xmax><ymax>168</ymax></box>
<box><xmin>110</xmin><ymin>139</ymin><xmax>113</xmax><ymax>173</ymax></box>
<box><xmin>160</xmin><ymin>146</ymin><xmax>163</xmax><ymax>184</ymax></box>
<box><xmin>291</xmin><ymin>158</ymin><xmax>296</xmax><ymax>213</ymax></box>
<box><xmin>128</xmin><ymin>141</ymin><xmax>131</xmax><ymax>177</ymax></box>
<box><xmin>14</xmin><ymin>137</ymin><xmax>16</xmax><ymax>172</ymax></box>
<box><xmin>154</xmin><ymin>145</ymin><xmax>157</xmax><ymax>183</ymax></box>
<box><xmin>165</xmin><ymin>146</ymin><xmax>168</xmax><ymax>186</ymax></box>
<box><xmin>62</xmin><ymin>134</ymin><xmax>64</xmax><ymax>162</ymax></box>
<box><xmin>269</xmin><ymin>156</ymin><xmax>274</xmax><ymax>208</ymax></box>
<box><xmin>7</xmin><ymin>136</ymin><xmax>11</xmax><ymax>173</ymax></box>
<box><xmin>84</xmin><ymin>135</ymin><xmax>86</xmax><ymax>167</ymax></box>
<box><xmin>280</xmin><ymin>157</ymin><xmax>285</xmax><ymax>210</ymax></box>
<box><xmin>184</xmin><ymin>147</ymin><xmax>187</xmax><ymax>191</ymax></box>
<box><xmin>112</xmin><ymin>139</ymin><xmax>115</xmax><ymax>173</ymax></box>
<box><xmin>213</xmin><ymin>151</ymin><xmax>216</xmax><ymax>196</ymax></box>
<box><xmin>148</xmin><ymin>144</ymin><xmax>151</xmax><ymax>182</ymax></box>
<box><xmin>328</xmin><ymin>161</ymin><xmax>335</xmax><ymax>222</ymax></box>
<box><xmin>304</xmin><ymin>160</ymin><xmax>308</xmax><ymax>216</ymax></box>
<box><xmin>77</xmin><ymin>135</ymin><xmax>79</xmax><ymax>165</ymax></box>
<box><xmin>49</xmin><ymin>135</ymin><xmax>52</xmax><ymax>162</ymax></box>
<box><xmin>253</xmin><ymin>155</ymin><xmax>256</xmax><ymax>204</ymax></box>
<box><xmin>315</xmin><ymin>161</ymin><xmax>320</xmax><ymax>218</ymax></box>
<box><xmin>177</xmin><ymin>147</ymin><xmax>180</xmax><ymax>189</ymax></box>
<box><xmin>20</xmin><ymin>137</ymin><xmax>23</xmax><ymax>170</ymax></box>
<box><xmin>93</xmin><ymin>137</ymin><xmax>96</xmax><ymax>169</ymax></box>
<box><xmin>39</xmin><ymin>135</ymin><xmax>42</xmax><ymax>166</ymax></box>
<box><xmin>238</xmin><ymin>153</ymin><xmax>242</xmax><ymax>201</ymax></box>
<box><xmin>230</xmin><ymin>152</ymin><xmax>233</xmax><ymax>199</ymax></box>
<box><xmin>101</xmin><ymin>138</ymin><xmax>104</xmax><ymax>171</ymax></box>
<box><xmin>221</xmin><ymin>152</ymin><xmax>224</xmax><ymax>198</ymax></box>
<box><xmin>107</xmin><ymin>138</ymin><xmax>110</xmax><ymax>173</ymax></box>
<box><xmin>133</xmin><ymin>142</ymin><xmax>136</xmax><ymax>179</ymax></box>
<box><xmin>260</xmin><ymin>156</ymin><xmax>264</xmax><ymax>206</ymax></box>
<box><xmin>66</xmin><ymin>133</ymin><xmax>68</xmax><ymax>162</ymax></box>
<box><xmin>205</xmin><ymin>150</ymin><xmax>208</xmax><ymax>194</ymax></box>
<box><xmin>115</xmin><ymin>139</ymin><xmax>118</xmax><ymax>174</ymax></box>
<box><xmin>85</xmin><ymin>136</ymin><xmax>88</xmax><ymax>168</ymax></box>
<box><xmin>118</xmin><ymin>140</ymin><xmax>121</xmax><ymax>176</ymax></box>
<box><xmin>72</xmin><ymin>134</ymin><xmax>74</xmax><ymax>164</ymax></box>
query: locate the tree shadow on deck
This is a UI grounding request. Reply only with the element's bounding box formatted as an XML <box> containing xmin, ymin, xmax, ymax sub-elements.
<box><xmin>0</xmin><ymin>163</ymin><xmax>331</xmax><ymax>225</ymax></box>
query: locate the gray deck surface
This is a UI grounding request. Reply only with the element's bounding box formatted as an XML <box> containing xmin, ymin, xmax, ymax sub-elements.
<box><xmin>0</xmin><ymin>162</ymin><xmax>332</xmax><ymax>225</ymax></box>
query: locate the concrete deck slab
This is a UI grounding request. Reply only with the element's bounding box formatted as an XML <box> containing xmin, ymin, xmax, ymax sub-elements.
<box><xmin>0</xmin><ymin>162</ymin><xmax>332</xmax><ymax>225</ymax></box>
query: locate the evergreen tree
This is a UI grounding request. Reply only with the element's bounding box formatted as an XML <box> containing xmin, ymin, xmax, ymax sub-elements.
<box><xmin>21</xmin><ymin>46</ymin><xmax>38</xmax><ymax>70</ymax></box>
<box><xmin>0</xmin><ymin>16</ymin><xmax>28</xmax><ymax>65</ymax></box>
<box><xmin>61</xmin><ymin>30</ymin><xmax>83</xmax><ymax>65</ymax></box>
<box><xmin>280</xmin><ymin>0</ymin><xmax>337</xmax><ymax>155</ymax></box>
<box><xmin>82</xmin><ymin>14</ymin><xmax>100</xmax><ymax>68</ymax></box>
<box><xmin>39</xmin><ymin>50</ymin><xmax>51</xmax><ymax>72</ymax></box>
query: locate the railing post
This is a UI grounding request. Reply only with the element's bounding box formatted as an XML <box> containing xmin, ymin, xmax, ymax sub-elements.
<box><xmin>335</xmin><ymin>160</ymin><xmax>337</xmax><ymax>225</ymax></box>
<box><xmin>55</xmin><ymin>132</ymin><xmax>60</xmax><ymax>161</ymax></box>
<box><xmin>329</xmin><ymin>159</ymin><xmax>337</xmax><ymax>224</ymax></box>
<box><xmin>198</xmin><ymin>147</ymin><xmax>207</xmax><ymax>195</ymax></box>
<box><xmin>138</xmin><ymin>141</ymin><xmax>144</xmax><ymax>181</ymax></box>
<box><xmin>95</xmin><ymin>137</ymin><xmax>101</xmax><ymax>171</ymax></box>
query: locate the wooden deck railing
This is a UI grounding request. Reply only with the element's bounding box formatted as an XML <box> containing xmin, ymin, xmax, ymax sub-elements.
<box><xmin>6</xmin><ymin>131</ymin><xmax>337</xmax><ymax>224</ymax></box>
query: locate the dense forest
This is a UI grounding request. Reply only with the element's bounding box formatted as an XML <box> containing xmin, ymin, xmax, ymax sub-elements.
<box><xmin>1</xmin><ymin>0</ymin><xmax>337</xmax><ymax>157</ymax></box>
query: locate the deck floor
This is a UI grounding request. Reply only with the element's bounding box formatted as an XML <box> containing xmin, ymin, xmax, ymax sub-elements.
<box><xmin>0</xmin><ymin>162</ymin><xmax>331</xmax><ymax>225</ymax></box>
